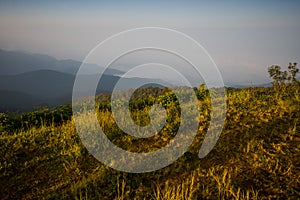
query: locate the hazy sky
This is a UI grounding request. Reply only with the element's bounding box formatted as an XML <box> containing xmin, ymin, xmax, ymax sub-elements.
<box><xmin>1</xmin><ymin>0</ymin><xmax>300</xmax><ymax>84</ymax></box>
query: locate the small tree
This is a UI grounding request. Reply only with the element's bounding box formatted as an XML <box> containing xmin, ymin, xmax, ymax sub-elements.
<box><xmin>268</xmin><ymin>62</ymin><xmax>299</xmax><ymax>86</ymax></box>
<box><xmin>287</xmin><ymin>62</ymin><xmax>299</xmax><ymax>84</ymax></box>
<box><xmin>268</xmin><ymin>65</ymin><xmax>284</xmax><ymax>86</ymax></box>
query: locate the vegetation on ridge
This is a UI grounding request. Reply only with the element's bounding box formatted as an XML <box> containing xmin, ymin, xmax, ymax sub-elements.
<box><xmin>0</xmin><ymin>63</ymin><xmax>299</xmax><ymax>199</ymax></box>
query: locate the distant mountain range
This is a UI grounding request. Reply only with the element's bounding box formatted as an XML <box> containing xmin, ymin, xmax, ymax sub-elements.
<box><xmin>0</xmin><ymin>49</ymin><xmax>123</xmax><ymax>76</ymax></box>
<box><xmin>0</xmin><ymin>49</ymin><xmax>274</xmax><ymax>113</ymax></box>
<box><xmin>0</xmin><ymin>49</ymin><xmax>167</xmax><ymax>112</ymax></box>
<box><xmin>225</xmin><ymin>82</ymin><xmax>272</xmax><ymax>88</ymax></box>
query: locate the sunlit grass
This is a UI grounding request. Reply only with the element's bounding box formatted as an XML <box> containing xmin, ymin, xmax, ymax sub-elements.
<box><xmin>0</xmin><ymin>85</ymin><xmax>299</xmax><ymax>199</ymax></box>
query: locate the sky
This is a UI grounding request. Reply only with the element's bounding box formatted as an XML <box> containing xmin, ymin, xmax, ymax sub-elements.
<box><xmin>0</xmin><ymin>0</ymin><xmax>300</xmax><ymax>85</ymax></box>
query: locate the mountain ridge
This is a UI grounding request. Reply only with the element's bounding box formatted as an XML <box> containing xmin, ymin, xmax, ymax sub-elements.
<box><xmin>0</xmin><ymin>68</ymin><xmax>168</xmax><ymax>112</ymax></box>
<box><xmin>0</xmin><ymin>49</ymin><xmax>124</xmax><ymax>76</ymax></box>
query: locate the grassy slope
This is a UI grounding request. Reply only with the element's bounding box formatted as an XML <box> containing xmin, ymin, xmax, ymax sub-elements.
<box><xmin>0</xmin><ymin>86</ymin><xmax>299</xmax><ymax>199</ymax></box>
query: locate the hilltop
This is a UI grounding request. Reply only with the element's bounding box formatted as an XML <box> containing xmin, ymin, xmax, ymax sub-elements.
<box><xmin>0</xmin><ymin>85</ymin><xmax>299</xmax><ymax>199</ymax></box>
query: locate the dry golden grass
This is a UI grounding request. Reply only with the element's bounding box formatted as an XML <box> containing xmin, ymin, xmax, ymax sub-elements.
<box><xmin>0</xmin><ymin>86</ymin><xmax>299</xmax><ymax>199</ymax></box>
